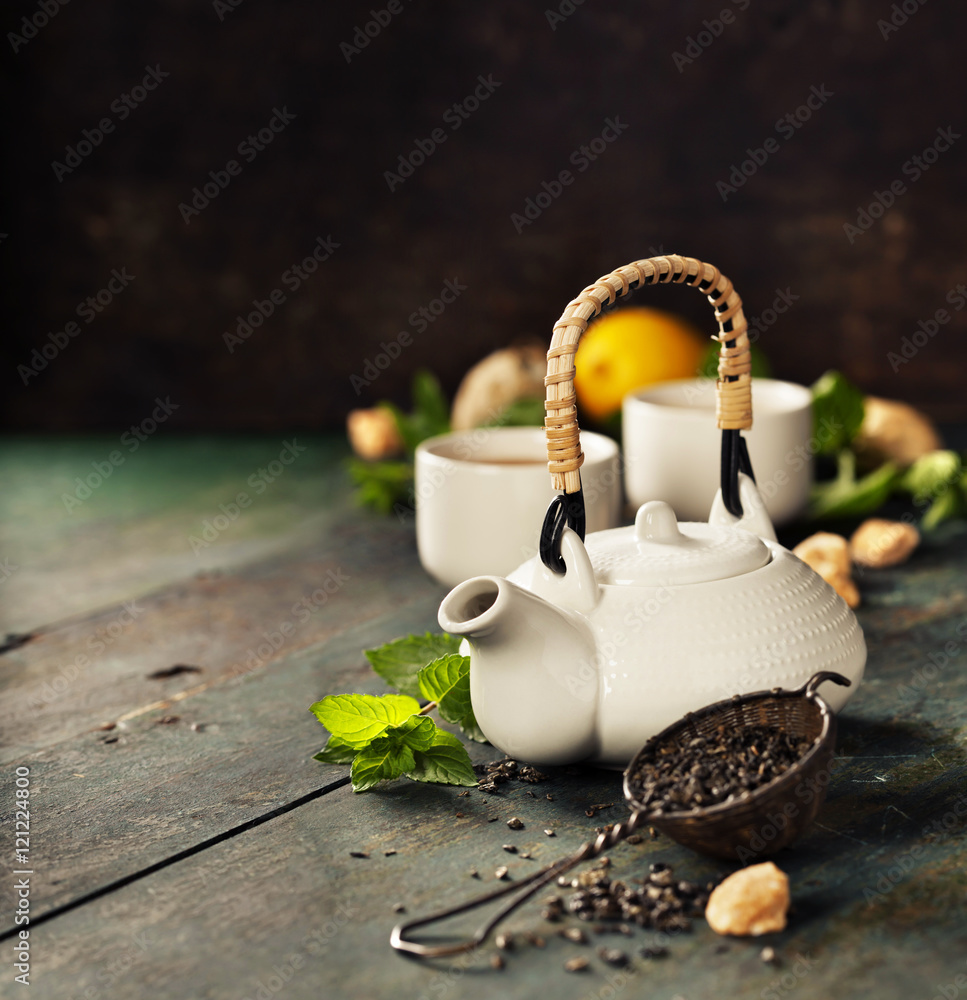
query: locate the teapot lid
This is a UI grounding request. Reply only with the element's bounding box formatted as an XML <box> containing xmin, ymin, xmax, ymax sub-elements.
<box><xmin>590</xmin><ymin>501</ymin><xmax>771</xmax><ymax>586</ymax></box>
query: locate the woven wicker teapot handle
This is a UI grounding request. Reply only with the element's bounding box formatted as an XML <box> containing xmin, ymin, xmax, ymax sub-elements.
<box><xmin>540</xmin><ymin>255</ymin><xmax>755</xmax><ymax>573</ymax></box>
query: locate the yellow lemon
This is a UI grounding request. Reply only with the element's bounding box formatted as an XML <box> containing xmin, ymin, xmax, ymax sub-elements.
<box><xmin>573</xmin><ymin>307</ymin><xmax>707</xmax><ymax>421</ymax></box>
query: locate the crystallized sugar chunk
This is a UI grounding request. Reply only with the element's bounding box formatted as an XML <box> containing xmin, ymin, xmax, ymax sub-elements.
<box><xmin>704</xmin><ymin>861</ymin><xmax>790</xmax><ymax>936</ymax></box>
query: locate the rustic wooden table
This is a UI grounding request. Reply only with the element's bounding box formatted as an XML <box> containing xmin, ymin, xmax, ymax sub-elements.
<box><xmin>2</xmin><ymin>434</ymin><xmax>966</xmax><ymax>1000</ymax></box>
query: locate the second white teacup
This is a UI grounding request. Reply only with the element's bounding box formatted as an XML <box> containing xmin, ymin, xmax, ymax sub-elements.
<box><xmin>623</xmin><ymin>377</ymin><xmax>814</xmax><ymax>525</ymax></box>
<box><xmin>416</xmin><ymin>426</ymin><xmax>621</xmax><ymax>588</ymax></box>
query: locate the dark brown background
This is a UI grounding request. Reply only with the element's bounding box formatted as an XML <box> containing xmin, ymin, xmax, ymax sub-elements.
<box><xmin>2</xmin><ymin>0</ymin><xmax>965</xmax><ymax>432</ymax></box>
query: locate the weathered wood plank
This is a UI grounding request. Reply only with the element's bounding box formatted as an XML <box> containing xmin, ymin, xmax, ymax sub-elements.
<box><xmin>0</xmin><ymin>496</ymin><xmax>434</xmax><ymax>763</ymax></box>
<box><xmin>0</xmin><ymin>592</ymin><xmax>455</xmax><ymax>930</ymax></box>
<box><xmin>0</xmin><ymin>435</ymin><xmax>354</xmax><ymax>633</ymax></box>
<box><xmin>3</xmin><ymin>439</ymin><xmax>967</xmax><ymax>1000</ymax></box>
<box><xmin>12</xmin><ymin>737</ymin><xmax>967</xmax><ymax>1000</ymax></box>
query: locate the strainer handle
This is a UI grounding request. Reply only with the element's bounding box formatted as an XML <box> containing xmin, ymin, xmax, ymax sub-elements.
<box><xmin>391</xmin><ymin>811</ymin><xmax>648</xmax><ymax>958</ymax></box>
<box><xmin>802</xmin><ymin>671</ymin><xmax>852</xmax><ymax>702</ymax></box>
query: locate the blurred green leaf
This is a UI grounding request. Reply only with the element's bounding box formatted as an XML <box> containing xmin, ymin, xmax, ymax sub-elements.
<box><xmin>811</xmin><ymin>371</ymin><xmax>865</xmax><ymax>456</ymax></box>
<box><xmin>922</xmin><ymin>485</ymin><xmax>966</xmax><ymax>531</ymax></box>
<box><xmin>484</xmin><ymin>396</ymin><xmax>546</xmax><ymax>427</ymax></box>
<box><xmin>346</xmin><ymin>459</ymin><xmax>412</xmax><ymax>515</ymax></box>
<box><xmin>810</xmin><ymin>450</ymin><xmax>900</xmax><ymax>519</ymax></box>
<box><xmin>900</xmin><ymin>450</ymin><xmax>962</xmax><ymax>505</ymax></box>
<box><xmin>389</xmin><ymin>370</ymin><xmax>450</xmax><ymax>455</ymax></box>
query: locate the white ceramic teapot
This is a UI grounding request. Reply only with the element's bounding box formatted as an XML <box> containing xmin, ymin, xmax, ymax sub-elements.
<box><xmin>437</xmin><ymin>255</ymin><xmax>866</xmax><ymax>767</ymax></box>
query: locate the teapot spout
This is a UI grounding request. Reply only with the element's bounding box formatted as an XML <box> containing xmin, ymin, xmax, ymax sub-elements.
<box><xmin>438</xmin><ymin>576</ymin><xmax>599</xmax><ymax>765</ymax></box>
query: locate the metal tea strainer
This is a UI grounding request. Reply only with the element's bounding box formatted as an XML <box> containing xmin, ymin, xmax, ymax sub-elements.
<box><xmin>390</xmin><ymin>671</ymin><xmax>849</xmax><ymax>958</ymax></box>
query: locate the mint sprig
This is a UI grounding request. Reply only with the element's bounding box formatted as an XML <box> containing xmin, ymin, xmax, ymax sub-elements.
<box><xmin>309</xmin><ymin>692</ymin><xmax>420</xmax><ymax>745</ymax></box>
<box><xmin>365</xmin><ymin>632</ymin><xmax>461</xmax><ymax>698</ymax></box>
<box><xmin>310</xmin><ymin>632</ymin><xmax>484</xmax><ymax>792</ymax></box>
<box><xmin>418</xmin><ymin>654</ymin><xmax>486</xmax><ymax>743</ymax></box>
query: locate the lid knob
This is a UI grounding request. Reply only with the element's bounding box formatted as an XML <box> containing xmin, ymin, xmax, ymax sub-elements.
<box><xmin>634</xmin><ymin>501</ymin><xmax>682</xmax><ymax>543</ymax></box>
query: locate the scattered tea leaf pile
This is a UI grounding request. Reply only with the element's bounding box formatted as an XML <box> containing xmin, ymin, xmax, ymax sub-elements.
<box><xmin>475</xmin><ymin>757</ymin><xmax>549</xmax><ymax>793</ymax></box>
<box><xmin>628</xmin><ymin>724</ymin><xmax>817</xmax><ymax>813</ymax></box>
<box><xmin>546</xmin><ymin>860</ymin><xmax>713</xmax><ymax>934</ymax></box>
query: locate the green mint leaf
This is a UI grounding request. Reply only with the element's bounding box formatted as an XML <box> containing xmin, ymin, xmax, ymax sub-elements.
<box><xmin>388</xmin><ymin>370</ymin><xmax>451</xmax><ymax>455</ymax></box>
<box><xmin>921</xmin><ymin>486</ymin><xmax>966</xmax><ymax>531</ymax></box>
<box><xmin>418</xmin><ymin>654</ymin><xmax>486</xmax><ymax>743</ymax></box>
<box><xmin>411</xmin><ymin>369</ymin><xmax>450</xmax><ymax>432</ymax></box>
<box><xmin>407</xmin><ymin>728</ymin><xmax>478</xmax><ymax>787</ymax></box>
<box><xmin>416</xmin><ymin>653</ymin><xmax>468</xmax><ymax>701</ymax></box>
<box><xmin>312</xmin><ymin>734</ymin><xmax>358</xmax><ymax>764</ymax></box>
<box><xmin>483</xmin><ymin>396</ymin><xmax>547</xmax><ymax>428</ymax></box>
<box><xmin>365</xmin><ymin>632</ymin><xmax>462</xmax><ymax>698</ymax></box>
<box><xmin>348</xmin><ymin>716</ymin><xmax>437</xmax><ymax>791</ymax></box>
<box><xmin>347</xmin><ymin>458</ymin><xmax>413</xmax><ymax>515</ymax></box>
<box><xmin>809</xmin><ymin>451</ymin><xmax>899</xmax><ymax>519</ymax></box>
<box><xmin>382</xmin><ymin>714</ymin><xmax>438</xmax><ymax>750</ymax></box>
<box><xmin>900</xmin><ymin>450</ymin><xmax>962</xmax><ymax>506</ymax></box>
<box><xmin>350</xmin><ymin>740</ymin><xmax>415</xmax><ymax>792</ymax></box>
<box><xmin>309</xmin><ymin>692</ymin><xmax>421</xmax><ymax>746</ymax></box>
<box><xmin>811</xmin><ymin>371</ymin><xmax>865</xmax><ymax>456</ymax></box>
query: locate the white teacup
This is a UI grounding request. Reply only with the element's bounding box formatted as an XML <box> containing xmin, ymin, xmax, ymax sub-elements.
<box><xmin>623</xmin><ymin>378</ymin><xmax>814</xmax><ymax>525</ymax></box>
<box><xmin>415</xmin><ymin>426</ymin><xmax>621</xmax><ymax>587</ymax></box>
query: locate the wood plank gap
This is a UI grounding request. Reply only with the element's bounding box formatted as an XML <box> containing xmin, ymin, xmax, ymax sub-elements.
<box><xmin>0</xmin><ymin>775</ymin><xmax>350</xmax><ymax>942</ymax></box>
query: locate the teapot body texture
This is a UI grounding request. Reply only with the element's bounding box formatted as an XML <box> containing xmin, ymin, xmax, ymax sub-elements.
<box><xmin>505</xmin><ymin>537</ymin><xmax>865</xmax><ymax>765</ymax></box>
<box><xmin>439</xmin><ymin>497</ymin><xmax>867</xmax><ymax>767</ymax></box>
